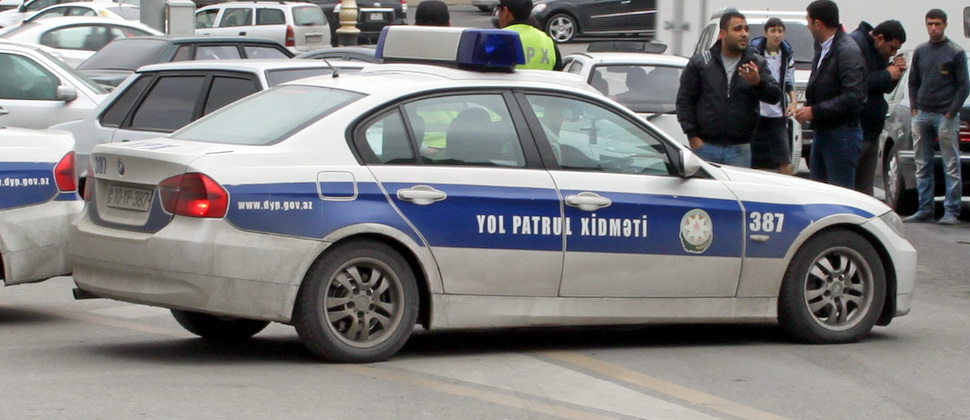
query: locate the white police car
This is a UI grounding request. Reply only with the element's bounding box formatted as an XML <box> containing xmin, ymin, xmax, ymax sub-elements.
<box><xmin>1</xmin><ymin>126</ymin><xmax>81</xmax><ymax>286</ymax></box>
<box><xmin>70</xmin><ymin>26</ymin><xmax>916</xmax><ymax>363</ymax></box>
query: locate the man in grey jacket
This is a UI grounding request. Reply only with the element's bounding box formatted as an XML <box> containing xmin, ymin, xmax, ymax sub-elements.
<box><xmin>795</xmin><ymin>0</ymin><xmax>866</xmax><ymax>188</ymax></box>
<box><xmin>903</xmin><ymin>9</ymin><xmax>970</xmax><ymax>225</ymax></box>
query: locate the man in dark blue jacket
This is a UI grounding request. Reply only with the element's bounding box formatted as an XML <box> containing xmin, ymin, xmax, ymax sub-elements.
<box><xmin>677</xmin><ymin>11</ymin><xmax>781</xmax><ymax>167</ymax></box>
<box><xmin>795</xmin><ymin>0</ymin><xmax>866</xmax><ymax>188</ymax></box>
<box><xmin>849</xmin><ymin>20</ymin><xmax>907</xmax><ymax>196</ymax></box>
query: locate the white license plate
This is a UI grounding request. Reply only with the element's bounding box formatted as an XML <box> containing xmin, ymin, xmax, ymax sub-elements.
<box><xmin>105</xmin><ymin>184</ymin><xmax>153</xmax><ymax>212</ymax></box>
<box><xmin>796</xmin><ymin>90</ymin><xmax>806</xmax><ymax>103</ymax></box>
<box><xmin>306</xmin><ymin>35</ymin><xmax>323</xmax><ymax>43</ymax></box>
<box><xmin>366</xmin><ymin>12</ymin><xmax>385</xmax><ymax>21</ymax></box>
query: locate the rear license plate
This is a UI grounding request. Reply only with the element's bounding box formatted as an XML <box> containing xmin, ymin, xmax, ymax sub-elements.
<box><xmin>105</xmin><ymin>184</ymin><xmax>153</xmax><ymax>212</ymax></box>
<box><xmin>306</xmin><ymin>35</ymin><xmax>323</xmax><ymax>43</ymax></box>
<box><xmin>366</xmin><ymin>12</ymin><xmax>386</xmax><ymax>22</ymax></box>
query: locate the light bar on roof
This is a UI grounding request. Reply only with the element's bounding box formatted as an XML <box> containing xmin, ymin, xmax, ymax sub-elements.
<box><xmin>375</xmin><ymin>26</ymin><xmax>525</xmax><ymax>72</ymax></box>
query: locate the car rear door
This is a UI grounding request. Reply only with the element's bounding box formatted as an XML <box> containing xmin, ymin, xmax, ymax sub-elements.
<box><xmin>517</xmin><ymin>92</ymin><xmax>744</xmax><ymax>298</ymax></box>
<box><xmin>356</xmin><ymin>91</ymin><xmax>565</xmax><ymax>297</ymax></box>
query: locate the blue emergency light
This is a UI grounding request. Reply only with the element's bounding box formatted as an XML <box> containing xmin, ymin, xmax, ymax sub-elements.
<box><xmin>375</xmin><ymin>26</ymin><xmax>525</xmax><ymax>72</ymax></box>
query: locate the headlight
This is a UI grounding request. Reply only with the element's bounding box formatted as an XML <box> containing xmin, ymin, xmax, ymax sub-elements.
<box><xmin>879</xmin><ymin>211</ymin><xmax>906</xmax><ymax>238</ymax></box>
<box><xmin>532</xmin><ymin>4</ymin><xmax>547</xmax><ymax>13</ymax></box>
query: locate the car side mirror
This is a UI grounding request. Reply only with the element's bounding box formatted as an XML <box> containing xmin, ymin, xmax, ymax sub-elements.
<box><xmin>680</xmin><ymin>149</ymin><xmax>702</xmax><ymax>178</ymax></box>
<box><xmin>56</xmin><ymin>85</ymin><xmax>77</xmax><ymax>102</ymax></box>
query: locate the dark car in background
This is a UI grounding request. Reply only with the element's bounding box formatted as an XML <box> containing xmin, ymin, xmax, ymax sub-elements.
<box><xmin>877</xmin><ymin>51</ymin><xmax>970</xmax><ymax>215</ymax></box>
<box><xmin>529</xmin><ymin>0</ymin><xmax>655</xmax><ymax>43</ymax></box>
<box><xmin>76</xmin><ymin>36</ymin><xmax>293</xmax><ymax>86</ymax></box>
<box><xmin>309</xmin><ymin>0</ymin><xmax>406</xmax><ymax>45</ymax></box>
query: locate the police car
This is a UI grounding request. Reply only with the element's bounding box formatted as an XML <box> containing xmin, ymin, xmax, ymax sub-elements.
<box><xmin>1</xmin><ymin>127</ymin><xmax>80</xmax><ymax>286</ymax></box>
<box><xmin>71</xmin><ymin>26</ymin><xmax>916</xmax><ymax>363</ymax></box>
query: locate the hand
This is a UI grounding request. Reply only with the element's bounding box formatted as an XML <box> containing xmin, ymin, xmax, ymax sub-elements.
<box><xmin>794</xmin><ymin>106</ymin><xmax>813</xmax><ymax>124</ymax></box>
<box><xmin>689</xmin><ymin>136</ymin><xmax>705</xmax><ymax>150</ymax></box>
<box><xmin>786</xmin><ymin>103</ymin><xmax>798</xmax><ymax>117</ymax></box>
<box><xmin>911</xmin><ymin>109</ymin><xmax>918</xmax><ymax>117</ymax></box>
<box><xmin>738</xmin><ymin>61</ymin><xmax>760</xmax><ymax>85</ymax></box>
<box><xmin>945</xmin><ymin>112</ymin><xmax>955</xmax><ymax>119</ymax></box>
<box><xmin>892</xmin><ymin>55</ymin><xmax>907</xmax><ymax>69</ymax></box>
<box><xmin>887</xmin><ymin>65</ymin><xmax>903</xmax><ymax>81</ymax></box>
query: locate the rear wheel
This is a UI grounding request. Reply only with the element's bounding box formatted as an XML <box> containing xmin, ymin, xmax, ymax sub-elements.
<box><xmin>170</xmin><ymin>310</ymin><xmax>269</xmax><ymax>340</ymax></box>
<box><xmin>778</xmin><ymin>230</ymin><xmax>886</xmax><ymax>344</ymax></box>
<box><xmin>293</xmin><ymin>240</ymin><xmax>418</xmax><ymax>363</ymax></box>
<box><xmin>545</xmin><ymin>13</ymin><xmax>577</xmax><ymax>43</ymax></box>
<box><xmin>883</xmin><ymin>143</ymin><xmax>917</xmax><ymax>215</ymax></box>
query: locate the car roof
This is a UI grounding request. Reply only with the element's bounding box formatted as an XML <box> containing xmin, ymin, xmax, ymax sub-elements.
<box><xmin>111</xmin><ymin>35</ymin><xmax>287</xmax><ymax>45</ymax></box>
<box><xmin>566</xmin><ymin>52</ymin><xmax>689</xmax><ymax>66</ymax></box>
<box><xmin>198</xmin><ymin>1</ymin><xmax>321</xmax><ymax>8</ymax></box>
<box><xmin>135</xmin><ymin>58</ymin><xmax>365</xmax><ymax>73</ymax></box>
<box><xmin>276</xmin><ymin>63</ymin><xmax>597</xmax><ymax>97</ymax></box>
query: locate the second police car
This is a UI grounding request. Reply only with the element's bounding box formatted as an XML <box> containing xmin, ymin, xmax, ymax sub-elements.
<box><xmin>70</xmin><ymin>26</ymin><xmax>916</xmax><ymax>363</ymax></box>
<box><xmin>1</xmin><ymin>127</ymin><xmax>80</xmax><ymax>286</ymax></box>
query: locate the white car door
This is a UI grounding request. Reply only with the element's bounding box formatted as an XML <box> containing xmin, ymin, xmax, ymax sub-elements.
<box><xmin>519</xmin><ymin>92</ymin><xmax>745</xmax><ymax>298</ymax></box>
<box><xmin>0</xmin><ymin>50</ymin><xmax>98</xmax><ymax>128</ymax></box>
<box><xmin>360</xmin><ymin>92</ymin><xmax>565</xmax><ymax>297</ymax></box>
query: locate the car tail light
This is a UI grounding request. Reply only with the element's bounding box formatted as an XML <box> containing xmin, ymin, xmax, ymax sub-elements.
<box><xmin>53</xmin><ymin>152</ymin><xmax>77</xmax><ymax>192</ymax></box>
<box><xmin>158</xmin><ymin>173</ymin><xmax>228</xmax><ymax>218</ymax></box>
<box><xmin>400</xmin><ymin>0</ymin><xmax>407</xmax><ymax>14</ymax></box>
<box><xmin>960</xmin><ymin>121</ymin><xmax>970</xmax><ymax>143</ymax></box>
<box><xmin>285</xmin><ymin>25</ymin><xmax>295</xmax><ymax>47</ymax></box>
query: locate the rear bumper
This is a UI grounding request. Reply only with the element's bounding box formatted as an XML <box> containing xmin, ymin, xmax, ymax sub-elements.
<box><xmin>1</xmin><ymin>199</ymin><xmax>82</xmax><ymax>285</ymax></box>
<box><xmin>70</xmin><ymin>213</ymin><xmax>329</xmax><ymax>322</ymax></box>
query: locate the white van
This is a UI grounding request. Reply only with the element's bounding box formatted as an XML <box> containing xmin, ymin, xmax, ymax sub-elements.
<box><xmin>195</xmin><ymin>1</ymin><xmax>330</xmax><ymax>54</ymax></box>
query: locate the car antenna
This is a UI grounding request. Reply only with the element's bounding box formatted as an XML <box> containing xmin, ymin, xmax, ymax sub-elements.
<box><xmin>322</xmin><ymin>58</ymin><xmax>339</xmax><ymax>78</ymax></box>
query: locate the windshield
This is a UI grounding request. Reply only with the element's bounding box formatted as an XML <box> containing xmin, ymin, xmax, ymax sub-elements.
<box><xmin>77</xmin><ymin>38</ymin><xmax>167</xmax><ymax>71</ymax></box>
<box><xmin>590</xmin><ymin>64</ymin><xmax>681</xmax><ymax>114</ymax></box>
<box><xmin>749</xmin><ymin>22</ymin><xmax>815</xmax><ymax>67</ymax></box>
<box><xmin>173</xmin><ymin>85</ymin><xmax>363</xmax><ymax>145</ymax></box>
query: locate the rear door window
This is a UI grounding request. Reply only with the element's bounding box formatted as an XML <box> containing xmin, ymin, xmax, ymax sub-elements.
<box><xmin>202</xmin><ymin>75</ymin><xmax>260</xmax><ymax>115</ymax></box>
<box><xmin>219</xmin><ymin>7</ymin><xmax>252</xmax><ymax>27</ymax></box>
<box><xmin>255</xmin><ymin>8</ymin><xmax>285</xmax><ymax>25</ymax></box>
<box><xmin>129</xmin><ymin>75</ymin><xmax>205</xmax><ymax>132</ymax></box>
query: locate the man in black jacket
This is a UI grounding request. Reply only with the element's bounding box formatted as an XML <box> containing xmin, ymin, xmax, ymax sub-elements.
<box><xmin>849</xmin><ymin>20</ymin><xmax>907</xmax><ymax>196</ymax></box>
<box><xmin>795</xmin><ymin>0</ymin><xmax>866</xmax><ymax>188</ymax></box>
<box><xmin>677</xmin><ymin>10</ymin><xmax>781</xmax><ymax>167</ymax></box>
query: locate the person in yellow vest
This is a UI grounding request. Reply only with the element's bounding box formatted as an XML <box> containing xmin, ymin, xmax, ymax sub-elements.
<box><xmin>496</xmin><ymin>0</ymin><xmax>563</xmax><ymax>70</ymax></box>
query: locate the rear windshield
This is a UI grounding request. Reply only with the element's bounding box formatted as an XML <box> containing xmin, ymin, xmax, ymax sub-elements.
<box><xmin>292</xmin><ymin>6</ymin><xmax>325</xmax><ymax>26</ymax></box>
<box><xmin>172</xmin><ymin>85</ymin><xmax>362</xmax><ymax>145</ymax></box>
<box><xmin>265</xmin><ymin>67</ymin><xmax>361</xmax><ymax>86</ymax></box>
<box><xmin>77</xmin><ymin>38</ymin><xmax>167</xmax><ymax>71</ymax></box>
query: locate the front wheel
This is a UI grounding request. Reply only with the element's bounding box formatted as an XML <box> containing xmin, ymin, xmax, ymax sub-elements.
<box><xmin>778</xmin><ymin>230</ymin><xmax>886</xmax><ymax>344</ymax></box>
<box><xmin>171</xmin><ymin>310</ymin><xmax>270</xmax><ymax>340</ymax></box>
<box><xmin>545</xmin><ymin>13</ymin><xmax>577</xmax><ymax>43</ymax></box>
<box><xmin>293</xmin><ymin>240</ymin><xmax>418</xmax><ymax>363</ymax></box>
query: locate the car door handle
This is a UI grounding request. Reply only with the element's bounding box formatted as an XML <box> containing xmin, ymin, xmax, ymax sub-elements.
<box><xmin>565</xmin><ymin>192</ymin><xmax>612</xmax><ymax>211</ymax></box>
<box><xmin>238</xmin><ymin>31</ymin><xmax>247</xmax><ymax>36</ymax></box>
<box><xmin>397</xmin><ymin>185</ymin><xmax>447</xmax><ymax>205</ymax></box>
<box><xmin>0</xmin><ymin>107</ymin><xmax>8</xmax><ymax>115</ymax></box>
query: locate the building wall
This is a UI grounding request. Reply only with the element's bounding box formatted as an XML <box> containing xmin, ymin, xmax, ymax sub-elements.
<box><xmin>656</xmin><ymin>0</ymin><xmax>970</xmax><ymax>57</ymax></box>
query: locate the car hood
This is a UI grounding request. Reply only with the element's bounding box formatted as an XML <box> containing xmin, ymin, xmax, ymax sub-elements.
<box><xmin>715</xmin><ymin>164</ymin><xmax>892</xmax><ymax>218</ymax></box>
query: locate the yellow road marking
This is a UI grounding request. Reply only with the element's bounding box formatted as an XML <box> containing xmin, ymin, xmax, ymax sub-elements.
<box><xmin>543</xmin><ymin>351</ymin><xmax>789</xmax><ymax>420</ymax></box>
<box><xmin>338</xmin><ymin>364</ymin><xmax>621</xmax><ymax>420</ymax></box>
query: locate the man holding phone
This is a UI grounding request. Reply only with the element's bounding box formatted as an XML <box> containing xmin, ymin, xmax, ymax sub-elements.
<box><xmin>677</xmin><ymin>10</ymin><xmax>781</xmax><ymax>167</ymax></box>
<box><xmin>849</xmin><ymin>19</ymin><xmax>907</xmax><ymax>196</ymax></box>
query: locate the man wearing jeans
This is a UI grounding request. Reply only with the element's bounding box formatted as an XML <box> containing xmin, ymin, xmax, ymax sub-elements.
<box><xmin>904</xmin><ymin>9</ymin><xmax>969</xmax><ymax>225</ymax></box>
<box><xmin>795</xmin><ymin>0</ymin><xmax>866</xmax><ymax>188</ymax></box>
<box><xmin>677</xmin><ymin>10</ymin><xmax>780</xmax><ymax>167</ymax></box>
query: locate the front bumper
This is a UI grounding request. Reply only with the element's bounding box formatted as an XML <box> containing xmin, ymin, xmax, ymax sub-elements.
<box><xmin>70</xmin><ymin>213</ymin><xmax>328</xmax><ymax>322</ymax></box>
<box><xmin>1</xmin><ymin>199</ymin><xmax>82</xmax><ymax>285</ymax></box>
<box><xmin>863</xmin><ymin>214</ymin><xmax>917</xmax><ymax>318</ymax></box>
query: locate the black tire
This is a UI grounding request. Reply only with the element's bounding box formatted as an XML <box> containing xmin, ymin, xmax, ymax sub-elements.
<box><xmin>544</xmin><ymin>13</ymin><xmax>577</xmax><ymax>43</ymax></box>
<box><xmin>170</xmin><ymin>310</ymin><xmax>269</xmax><ymax>340</ymax></box>
<box><xmin>883</xmin><ymin>143</ymin><xmax>918</xmax><ymax>215</ymax></box>
<box><xmin>778</xmin><ymin>230</ymin><xmax>886</xmax><ymax>344</ymax></box>
<box><xmin>293</xmin><ymin>240</ymin><xmax>418</xmax><ymax>363</ymax></box>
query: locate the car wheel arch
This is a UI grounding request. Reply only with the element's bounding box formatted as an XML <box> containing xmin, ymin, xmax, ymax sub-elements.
<box><xmin>302</xmin><ymin>230</ymin><xmax>433</xmax><ymax>329</ymax></box>
<box><xmin>778</xmin><ymin>223</ymin><xmax>897</xmax><ymax>328</ymax></box>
